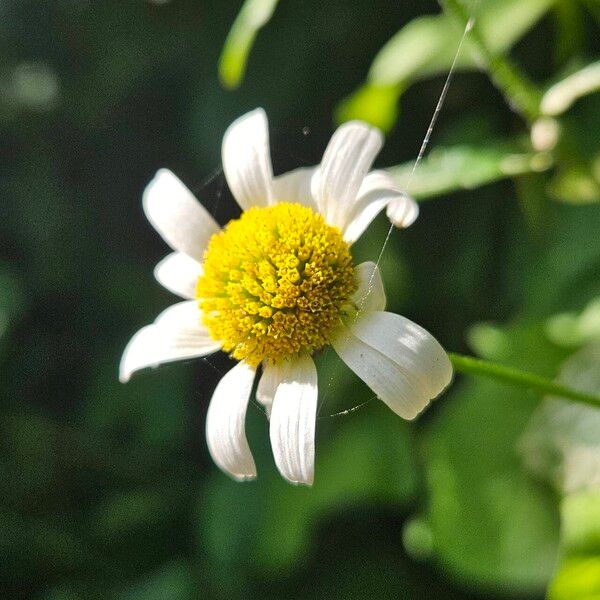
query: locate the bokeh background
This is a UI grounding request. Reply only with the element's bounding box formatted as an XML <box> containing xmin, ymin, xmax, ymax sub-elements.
<box><xmin>1</xmin><ymin>0</ymin><xmax>599</xmax><ymax>598</ymax></box>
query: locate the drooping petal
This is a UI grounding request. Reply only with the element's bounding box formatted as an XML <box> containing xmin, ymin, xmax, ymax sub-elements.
<box><xmin>314</xmin><ymin>121</ymin><xmax>383</xmax><ymax>229</ymax></box>
<box><xmin>348</xmin><ymin>311</ymin><xmax>453</xmax><ymax>402</ymax></box>
<box><xmin>351</xmin><ymin>261</ymin><xmax>386</xmax><ymax>312</ymax></box>
<box><xmin>256</xmin><ymin>361</ymin><xmax>284</xmax><ymax>418</ymax></box>
<box><xmin>332</xmin><ymin>320</ymin><xmax>450</xmax><ymax>420</ymax></box>
<box><xmin>205</xmin><ymin>361</ymin><xmax>257</xmax><ymax>481</ymax></box>
<box><xmin>342</xmin><ymin>170</ymin><xmax>419</xmax><ymax>244</ymax></box>
<box><xmin>272</xmin><ymin>166</ymin><xmax>318</xmax><ymax>210</ymax></box>
<box><xmin>222</xmin><ymin>108</ymin><xmax>274</xmax><ymax>210</ymax></box>
<box><xmin>119</xmin><ymin>301</ymin><xmax>220</xmax><ymax>383</ymax></box>
<box><xmin>142</xmin><ymin>169</ymin><xmax>220</xmax><ymax>263</ymax></box>
<box><xmin>154</xmin><ymin>252</ymin><xmax>203</xmax><ymax>299</ymax></box>
<box><xmin>386</xmin><ymin>195</ymin><xmax>419</xmax><ymax>228</ymax></box>
<box><xmin>269</xmin><ymin>355</ymin><xmax>318</xmax><ymax>486</ymax></box>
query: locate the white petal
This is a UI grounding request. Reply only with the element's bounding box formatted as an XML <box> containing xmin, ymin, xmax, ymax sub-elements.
<box><xmin>143</xmin><ymin>169</ymin><xmax>220</xmax><ymax>263</ymax></box>
<box><xmin>351</xmin><ymin>261</ymin><xmax>386</xmax><ymax>312</ymax></box>
<box><xmin>348</xmin><ymin>311</ymin><xmax>453</xmax><ymax>403</ymax></box>
<box><xmin>272</xmin><ymin>166</ymin><xmax>318</xmax><ymax>210</ymax></box>
<box><xmin>222</xmin><ymin>108</ymin><xmax>274</xmax><ymax>210</ymax></box>
<box><xmin>342</xmin><ymin>170</ymin><xmax>419</xmax><ymax>243</ymax></box>
<box><xmin>332</xmin><ymin>319</ymin><xmax>450</xmax><ymax>420</ymax></box>
<box><xmin>269</xmin><ymin>355</ymin><xmax>318</xmax><ymax>486</ymax></box>
<box><xmin>256</xmin><ymin>362</ymin><xmax>284</xmax><ymax>418</ymax></box>
<box><xmin>386</xmin><ymin>195</ymin><xmax>419</xmax><ymax>228</ymax></box>
<box><xmin>314</xmin><ymin>121</ymin><xmax>383</xmax><ymax>229</ymax></box>
<box><xmin>154</xmin><ymin>252</ymin><xmax>203</xmax><ymax>299</ymax></box>
<box><xmin>119</xmin><ymin>301</ymin><xmax>220</xmax><ymax>383</ymax></box>
<box><xmin>206</xmin><ymin>361</ymin><xmax>257</xmax><ymax>481</ymax></box>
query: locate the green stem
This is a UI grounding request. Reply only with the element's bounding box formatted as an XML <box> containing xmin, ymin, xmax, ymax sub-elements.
<box><xmin>449</xmin><ymin>353</ymin><xmax>600</xmax><ymax>409</ymax></box>
<box><xmin>440</xmin><ymin>0</ymin><xmax>542</xmax><ymax>123</ymax></box>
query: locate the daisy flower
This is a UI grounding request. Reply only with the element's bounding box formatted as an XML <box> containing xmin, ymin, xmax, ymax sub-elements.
<box><xmin>120</xmin><ymin>108</ymin><xmax>452</xmax><ymax>485</ymax></box>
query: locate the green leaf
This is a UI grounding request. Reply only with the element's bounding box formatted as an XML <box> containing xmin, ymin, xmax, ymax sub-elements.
<box><xmin>548</xmin><ymin>164</ymin><xmax>600</xmax><ymax>204</ymax></box>
<box><xmin>335</xmin><ymin>84</ymin><xmax>401</xmax><ymax>133</ymax></box>
<box><xmin>417</xmin><ymin>322</ymin><xmax>565</xmax><ymax>591</ymax></box>
<box><xmin>520</xmin><ymin>343</ymin><xmax>600</xmax><ymax>494</ymax></box>
<box><xmin>520</xmin><ymin>344</ymin><xmax>600</xmax><ymax>599</ymax></box>
<box><xmin>548</xmin><ymin>555</ymin><xmax>600</xmax><ymax>600</ymax></box>
<box><xmin>387</xmin><ymin>143</ymin><xmax>552</xmax><ymax>200</ymax></box>
<box><xmin>549</xmin><ymin>489</ymin><xmax>600</xmax><ymax>600</ymax></box>
<box><xmin>218</xmin><ymin>0</ymin><xmax>280</xmax><ymax>89</ymax></box>
<box><xmin>339</xmin><ymin>0</ymin><xmax>553</xmax><ymax>128</ymax></box>
<box><xmin>422</xmin><ymin>380</ymin><xmax>560</xmax><ymax>592</ymax></box>
<box><xmin>561</xmin><ymin>489</ymin><xmax>600</xmax><ymax>557</ymax></box>
<box><xmin>546</xmin><ymin>297</ymin><xmax>600</xmax><ymax>348</ymax></box>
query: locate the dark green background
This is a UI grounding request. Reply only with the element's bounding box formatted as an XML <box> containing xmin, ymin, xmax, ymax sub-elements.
<box><xmin>1</xmin><ymin>1</ymin><xmax>599</xmax><ymax>598</ymax></box>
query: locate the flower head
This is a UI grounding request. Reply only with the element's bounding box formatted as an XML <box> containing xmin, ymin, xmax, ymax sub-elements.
<box><xmin>197</xmin><ymin>202</ymin><xmax>356</xmax><ymax>366</ymax></box>
<box><xmin>120</xmin><ymin>108</ymin><xmax>452</xmax><ymax>485</ymax></box>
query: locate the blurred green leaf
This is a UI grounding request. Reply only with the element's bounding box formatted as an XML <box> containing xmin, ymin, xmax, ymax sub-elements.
<box><xmin>549</xmin><ymin>488</ymin><xmax>600</xmax><ymax>600</ymax></box>
<box><xmin>338</xmin><ymin>0</ymin><xmax>553</xmax><ymax>128</ymax></box>
<box><xmin>418</xmin><ymin>321</ymin><xmax>567</xmax><ymax>591</ymax></box>
<box><xmin>422</xmin><ymin>381</ymin><xmax>560</xmax><ymax>592</ymax></box>
<box><xmin>561</xmin><ymin>488</ymin><xmax>600</xmax><ymax>557</ymax></box>
<box><xmin>520</xmin><ymin>343</ymin><xmax>600</xmax><ymax>494</ymax></box>
<box><xmin>548</xmin><ymin>164</ymin><xmax>600</xmax><ymax>204</ymax></box>
<box><xmin>546</xmin><ymin>297</ymin><xmax>600</xmax><ymax>348</ymax></box>
<box><xmin>335</xmin><ymin>83</ymin><xmax>401</xmax><ymax>132</ymax></box>
<box><xmin>549</xmin><ymin>555</ymin><xmax>600</xmax><ymax>600</ymax></box>
<box><xmin>519</xmin><ymin>341</ymin><xmax>600</xmax><ymax>600</ymax></box>
<box><xmin>219</xmin><ymin>0</ymin><xmax>280</xmax><ymax>89</ymax></box>
<box><xmin>388</xmin><ymin>142</ymin><xmax>553</xmax><ymax>200</ymax></box>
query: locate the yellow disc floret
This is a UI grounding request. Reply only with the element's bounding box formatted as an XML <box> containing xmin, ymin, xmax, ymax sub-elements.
<box><xmin>196</xmin><ymin>202</ymin><xmax>356</xmax><ymax>366</ymax></box>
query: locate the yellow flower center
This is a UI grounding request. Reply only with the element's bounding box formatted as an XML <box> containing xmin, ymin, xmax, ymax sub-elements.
<box><xmin>196</xmin><ymin>202</ymin><xmax>356</xmax><ymax>366</ymax></box>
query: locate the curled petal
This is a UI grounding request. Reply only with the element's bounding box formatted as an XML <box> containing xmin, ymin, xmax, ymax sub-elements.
<box><xmin>386</xmin><ymin>194</ymin><xmax>419</xmax><ymax>228</ymax></box>
<box><xmin>342</xmin><ymin>170</ymin><xmax>418</xmax><ymax>244</ymax></box>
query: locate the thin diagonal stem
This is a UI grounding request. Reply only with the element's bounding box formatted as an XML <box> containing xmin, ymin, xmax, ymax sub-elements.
<box><xmin>449</xmin><ymin>353</ymin><xmax>600</xmax><ymax>408</ymax></box>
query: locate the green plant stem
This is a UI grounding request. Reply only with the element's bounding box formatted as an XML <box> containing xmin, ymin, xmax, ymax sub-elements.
<box><xmin>440</xmin><ymin>0</ymin><xmax>542</xmax><ymax>123</ymax></box>
<box><xmin>448</xmin><ymin>353</ymin><xmax>600</xmax><ymax>408</ymax></box>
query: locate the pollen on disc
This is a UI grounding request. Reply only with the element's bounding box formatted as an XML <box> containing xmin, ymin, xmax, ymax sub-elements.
<box><xmin>196</xmin><ymin>202</ymin><xmax>356</xmax><ymax>366</ymax></box>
